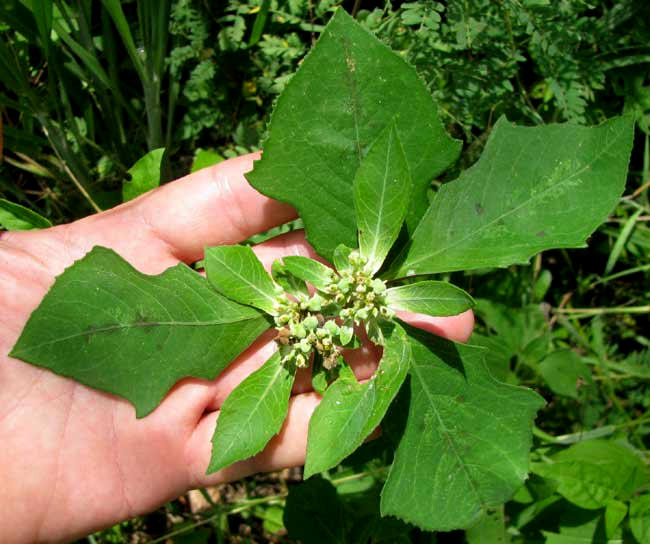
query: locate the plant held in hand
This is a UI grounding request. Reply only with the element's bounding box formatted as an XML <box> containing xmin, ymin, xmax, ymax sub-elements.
<box><xmin>10</xmin><ymin>9</ymin><xmax>634</xmax><ymax>532</ymax></box>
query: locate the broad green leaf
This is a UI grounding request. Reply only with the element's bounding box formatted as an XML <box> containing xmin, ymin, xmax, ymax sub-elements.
<box><xmin>207</xmin><ymin>351</ymin><xmax>295</xmax><ymax>473</ymax></box>
<box><xmin>122</xmin><ymin>148</ymin><xmax>165</xmax><ymax>202</ymax></box>
<box><xmin>0</xmin><ymin>198</ymin><xmax>52</xmax><ymax>230</ymax></box>
<box><xmin>205</xmin><ymin>245</ymin><xmax>279</xmax><ymax>315</ymax></box>
<box><xmin>604</xmin><ymin>500</ymin><xmax>627</xmax><ymax>540</ymax></box>
<box><xmin>380</xmin><ymin>327</ymin><xmax>544</xmax><ymax>531</ymax></box>
<box><xmin>282</xmin><ymin>256</ymin><xmax>335</xmax><ymax>291</ymax></box>
<box><xmin>246</xmin><ymin>9</ymin><xmax>461</xmax><ymax>261</ymax></box>
<box><xmin>190</xmin><ymin>148</ymin><xmax>224</xmax><ymax>173</ymax></box>
<box><xmin>395</xmin><ymin>115</ymin><xmax>635</xmax><ymax>276</ymax></box>
<box><xmin>10</xmin><ymin>247</ymin><xmax>269</xmax><ymax>417</ymax></box>
<box><xmin>630</xmin><ymin>494</ymin><xmax>650</xmax><ymax>544</ymax></box>
<box><xmin>531</xmin><ymin>440</ymin><xmax>646</xmax><ymax>509</ymax></box>
<box><xmin>283</xmin><ymin>476</ymin><xmax>346</xmax><ymax>544</ymax></box>
<box><xmin>304</xmin><ymin>322</ymin><xmax>411</xmax><ymax>478</ymax></box>
<box><xmin>386</xmin><ymin>280</ymin><xmax>475</xmax><ymax>317</ymax></box>
<box><xmin>354</xmin><ymin>123</ymin><xmax>411</xmax><ymax>273</ymax></box>
<box><xmin>538</xmin><ymin>350</ymin><xmax>592</xmax><ymax>399</ymax></box>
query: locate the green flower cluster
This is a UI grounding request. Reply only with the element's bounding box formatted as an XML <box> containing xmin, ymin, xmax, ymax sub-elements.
<box><xmin>272</xmin><ymin>250</ymin><xmax>393</xmax><ymax>370</ymax></box>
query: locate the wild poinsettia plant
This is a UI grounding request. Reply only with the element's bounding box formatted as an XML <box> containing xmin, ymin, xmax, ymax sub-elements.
<box><xmin>11</xmin><ymin>9</ymin><xmax>634</xmax><ymax>532</ymax></box>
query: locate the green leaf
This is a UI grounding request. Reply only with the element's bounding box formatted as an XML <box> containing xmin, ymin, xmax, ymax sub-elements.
<box><xmin>395</xmin><ymin>115</ymin><xmax>635</xmax><ymax>276</ymax></box>
<box><xmin>630</xmin><ymin>494</ymin><xmax>650</xmax><ymax>544</ymax></box>
<box><xmin>31</xmin><ymin>0</ymin><xmax>53</xmax><ymax>57</ymax></box>
<box><xmin>283</xmin><ymin>476</ymin><xmax>347</xmax><ymax>544</ymax></box>
<box><xmin>604</xmin><ymin>500</ymin><xmax>627</xmax><ymax>540</ymax></box>
<box><xmin>205</xmin><ymin>245</ymin><xmax>279</xmax><ymax>315</ymax></box>
<box><xmin>465</xmin><ymin>507</ymin><xmax>511</xmax><ymax>544</ymax></box>
<box><xmin>10</xmin><ymin>247</ymin><xmax>269</xmax><ymax>417</ymax></box>
<box><xmin>304</xmin><ymin>322</ymin><xmax>411</xmax><ymax>478</ymax></box>
<box><xmin>380</xmin><ymin>327</ymin><xmax>544</xmax><ymax>531</ymax></box>
<box><xmin>538</xmin><ymin>350</ymin><xmax>592</xmax><ymax>399</ymax></box>
<box><xmin>207</xmin><ymin>351</ymin><xmax>295</xmax><ymax>473</ymax></box>
<box><xmin>531</xmin><ymin>440</ymin><xmax>646</xmax><ymax>509</ymax></box>
<box><xmin>190</xmin><ymin>148</ymin><xmax>224</xmax><ymax>173</ymax></box>
<box><xmin>271</xmin><ymin>259</ymin><xmax>308</xmax><ymax>297</ymax></box>
<box><xmin>281</xmin><ymin>256</ymin><xmax>335</xmax><ymax>291</ymax></box>
<box><xmin>122</xmin><ymin>148</ymin><xmax>165</xmax><ymax>202</ymax></box>
<box><xmin>354</xmin><ymin>123</ymin><xmax>411</xmax><ymax>273</ymax></box>
<box><xmin>333</xmin><ymin>244</ymin><xmax>354</xmax><ymax>273</ymax></box>
<box><xmin>386</xmin><ymin>280</ymin><xmax>475</xmax><ymax>317</ymax></box>
<box><xmin>246</xmin><ymin>9</ymin><xmax>460</xmax><ymax>261</ymax></box>
<box><xmin>0</xmin><ymin>198</ymin><xmax>52</xmax><ymax>230</ymax></box>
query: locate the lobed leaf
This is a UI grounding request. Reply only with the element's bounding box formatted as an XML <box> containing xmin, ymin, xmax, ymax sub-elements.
<box><xmin>386</xmin><ymin>280</ymin><xmax>475</xmax><ymax>317</ymax></box>
<box><xmin>380</xmin><ymin>326</ymin><xmax>544</xmax><ymax>531</ymax></box>
<box><xmin>246</xmin><ymin>9</ymin><xmax>461</xmax><ymax>261</ymax></box>
<box><xmin>207</xmin><ymin>351</ymin><xmax>295</xmax><ymax>473</ymax></box>
<box><xmin>394</xmin><ymin>115</ymin><xmax>635</xmax><ymax>276</ymax></box>
<box><xmin>354</xmin><ymin>123</ymin><xmax>411</xmax><ymax>274</ymax></box>
<box><xmin>10</xmin><ymin>247</ymin><xmax>269</xmax><ymax>417</ymax></box>
<box><xmin>205</xmin><ymin>245</ymin><xmax>279</xmax><ymax>315</ymax></box>
<box><xmin>304</xmin><ymin>321</ymin><xmax>411</xmax><ymax>478</ymax></box>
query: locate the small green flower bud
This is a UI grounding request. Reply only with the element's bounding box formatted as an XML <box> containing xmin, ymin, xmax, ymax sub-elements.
<box><xmin>323</xmin><ymin>320</ymin><xmax>339</xmax><ymax>335</ymax></box>
<box><xmin>339</xmin><ymin>325</ymin><xmax>353</xmax><ymax>346</ymax></box>
<box><xmin>356</xmin><ymin>308</ymin><xmax>369</xmax><ymax>321</ymax></box>
<box><xmin>308</xmin><ymin>294</ymin><xmax>323</xmax><ymax>312</ymax></box>
<box><xmin>299</xmin><ymin>338</ymin><xmax>312</xmax><ymax>353</ymax></box>
<box><xmin>371</xmin><ymin>278</ymin><xmax>386</xmax><ymax>294</ymax></box>
<box><xmin>303</xmin><ymin>315</ymin><xmax>318</xmax><ymax>330</ymax></box>
<box><xmin>290</xmin><ymin>322</ymin><xmax>307</xmax><ymax>339</ymax></box>
<box><xmin>296</xmin><ymin>353</ymin><xmax>307</xmax><ymax>368</ymax></box>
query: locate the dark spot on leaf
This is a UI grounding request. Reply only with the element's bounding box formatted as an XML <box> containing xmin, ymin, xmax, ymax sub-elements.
<box><xmin>475</xmin><ymin>203</ymin><xmax>484</xmax><ymax>215</ymax></box>
<box><xmin>536</xmin><ymin>230</ymin><xmax>546</xmax><ymax>237</ymax></box>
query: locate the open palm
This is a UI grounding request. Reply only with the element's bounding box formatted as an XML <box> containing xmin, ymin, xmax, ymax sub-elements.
<box><xmin>0</xmin><ymin>154</ymin><xmax>474</xmax><ymax>543</ymax></box>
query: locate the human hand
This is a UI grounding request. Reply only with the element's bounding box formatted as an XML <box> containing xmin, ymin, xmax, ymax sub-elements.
<box><xmin>0</xmin><ymin>154</ymin><xmax>474</xmax><ymax>543</ymax></box>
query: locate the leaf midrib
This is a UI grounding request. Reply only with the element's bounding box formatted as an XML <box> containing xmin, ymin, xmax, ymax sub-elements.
<box><xmin>216</xmin><ymin>353</ymin><xmax>288</xmax><ymax>464</ymax></box>
<box><xmin>13</xmin><ymin>315</ymin><xmax>264</xmax><ymax>353</ymax></box>
<box><xmin>214</xmin><ymin>254</ymin><xmax>277</xmax><ymax>309</ymax></box>
<box><xmin>410</xmin><ymin>358</ymin><xmax>483</xmax><ymax>505</ymax></box>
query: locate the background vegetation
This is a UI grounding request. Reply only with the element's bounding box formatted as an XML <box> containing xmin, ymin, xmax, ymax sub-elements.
<box><xmin>1</xmin><ymin>0</ymin><xmax>649</xmax><ymax>542</ymax></box>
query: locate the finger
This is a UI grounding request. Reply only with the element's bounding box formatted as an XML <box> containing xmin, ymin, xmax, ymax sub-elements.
<box><xmin>7</xmin><ymin>154</ymin><xmax>298</xmax><ymax>275</ymax></box>
<box><xmin>397</xmin><ymin>309</ymin><xmax>475</xmax><ymax>343</ymax></box>
<box><xmin>185</xmin><ymin>391</ymin><xmax>320</xmax><ymax>488</ymax></box>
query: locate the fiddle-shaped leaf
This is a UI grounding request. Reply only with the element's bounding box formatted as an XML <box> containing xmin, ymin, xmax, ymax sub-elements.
<box><xmin>394</xmin><ymin>115</ymin><xmax>635</xmax><ymax>276</ymax></box>
<box><xmin>380</xmin><ymin>326</ymin><xmax>544</xmax><ymax>531</ymax></box>
<box><xmin>10</xmin><ymin>246</ymin><xmax>269</xmax><ymax>417</ymax></box>
<box><xmin>282</xmin><ymin>256</ymin><xmax>335</xmax><ymax>291</ymax></box>
<box><xmin>246</xmin><ymin>9</ymin><xmax>460</xmax><ymax>261</ymax></box>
